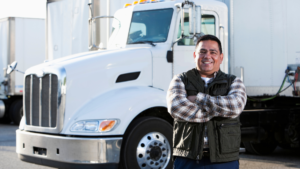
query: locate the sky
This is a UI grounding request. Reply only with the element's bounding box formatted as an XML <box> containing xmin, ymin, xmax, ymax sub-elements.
<box><xmin>0</xmin><ymin>0</ymin><xmax>46</xmax><ymax>19</ymax></box>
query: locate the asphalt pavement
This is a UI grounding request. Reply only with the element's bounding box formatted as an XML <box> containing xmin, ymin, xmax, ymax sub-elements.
<box><xmin>1</xmin><ymin>123</ymin><xmax>300</xmax><ymax>169</ymax></box>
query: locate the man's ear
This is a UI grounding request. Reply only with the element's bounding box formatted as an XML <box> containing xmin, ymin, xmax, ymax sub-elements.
<box><xmin>193</xmin><ymin>52</ymin><xmax>196</xmax><ymax>59</ymax></box>
<box><xmin>220</xmin><ymin>53</ymin><xmax>224</xmax><ymax>63</ymax></box>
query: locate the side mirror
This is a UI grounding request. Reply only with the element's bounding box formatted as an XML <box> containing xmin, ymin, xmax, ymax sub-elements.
<box><xmin>180</xmin><ymin>5</ymin><xmax>185</xmax><ymax>38</ymax></box>
<box><xmin>189</xmin><ymin>5</ymin><xmax>201</xmax><ymax>35</ymax></box>
<box><xmin>195</xmin><ymin>6</ymin><xmax>201</xmax><ymax>34</ymax></box>
<box><xmin>189</xmin><ymin>5</ymin><xmax>194</xmax><ymax>35</ymax></box>
<box><xmin>6</xmin><ymin>61</ymin><xmax>18</xmax><ymax>75</ymax></box>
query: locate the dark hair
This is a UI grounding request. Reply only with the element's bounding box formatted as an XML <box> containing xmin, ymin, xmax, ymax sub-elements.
<box><xmin>195</xmin><ymin>35</ymin><xmax>222</xmax><ymax>54</ymax></box>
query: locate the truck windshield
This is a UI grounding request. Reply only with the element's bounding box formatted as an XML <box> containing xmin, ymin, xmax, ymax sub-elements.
<box><xmin>127</xmin><ymin>8</ymin><xmax>173</xmax><ymax>44</ymax></box>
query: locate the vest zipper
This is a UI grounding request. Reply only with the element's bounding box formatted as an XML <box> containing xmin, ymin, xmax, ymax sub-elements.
<box><xmin>196</xmin><ymin>78</ymin><xmax>228</xmax><ymax>162</ymax></box>
<box><xmin>196</xmin><ymin>122</ymin><xmax>204</xmax><ymax>163</ymax></box>
<box><xmin>218</xmin><ymin>122</ymin><xmax>239</xmax><ymax>129</ymax></box>
<box><xmin>196</xmin><ymin>87</ymin><xmax>209</xmax><ymax>163</ymax></box>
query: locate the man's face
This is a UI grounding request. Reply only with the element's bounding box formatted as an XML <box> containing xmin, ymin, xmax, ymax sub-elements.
<box><xmin>193</xmin><ymin>40</ymin><xmax>223</xmax><ymax>77</ymax></box>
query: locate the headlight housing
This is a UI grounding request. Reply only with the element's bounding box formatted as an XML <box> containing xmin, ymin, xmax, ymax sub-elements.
<box><xmin>70</xmin><ymin>119</ymin><xmax>119</xmax><ymax>132</ymax></box>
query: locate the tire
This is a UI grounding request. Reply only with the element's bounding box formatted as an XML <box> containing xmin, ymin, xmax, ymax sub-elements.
<box><xmin>243</xmin><ymin>140</ymin><xmax>277</xmax><ymax>155</ymax></box>
<box><xmin>278</xmin><ymin>143</ymin><xmax>292</xmax><ymax>150</ymax></box>
<box><xmin>0</xmin><ymin>112</ymin><xmax>11</xmax><ymax>124</ymax></box>
<box><xmin>120</xmin><ymin>117</ymin><xmax>173</xmax><ymax>169</ymax></box>
<box><xmin>9</xmin><ymin>100</ymin><xmax>23</xmax><ymax>125</ymax></box>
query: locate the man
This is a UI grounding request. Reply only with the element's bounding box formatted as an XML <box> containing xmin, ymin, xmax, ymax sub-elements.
<box><xmin>167</xmin><ymin>35</ymin><xmax>247</xmax><ymax>169</ymax></box>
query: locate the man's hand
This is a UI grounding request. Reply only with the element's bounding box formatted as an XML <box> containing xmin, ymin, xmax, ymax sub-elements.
<box><xmin>187</xmin><ymin>95</ymin><xmax>197</xmax><ymax>103</ymax></box>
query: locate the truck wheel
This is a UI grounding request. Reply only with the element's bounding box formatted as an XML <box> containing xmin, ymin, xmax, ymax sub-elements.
<box><xmin>120</xmin><ymin>117</ymin><xmax>173</xmax><ymax>169</ymax></box>
<box><xmin>0</xmin><ymin>112</ymin><xmax>11</xmax><ymax>124</ymax></box>
<box><xmin>278</xmin><ymin>143</ymin><xmax>292</xmax><ymax>150</ymax></box>
<box><xmin>243</xmin><ymin>140</ymin><xmax>277</xmax><ymax>155</ymax></box>
<box><xmin>9</xmin><ymin>100</ymin><xmax>23</xmax><ymax>125</ymax></box>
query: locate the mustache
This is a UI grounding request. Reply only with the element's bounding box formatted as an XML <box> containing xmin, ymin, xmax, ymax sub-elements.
<box><xmin>201</xmin><ymin>59</ymin><xmax>214</xmax><ymax>62</ymax></box>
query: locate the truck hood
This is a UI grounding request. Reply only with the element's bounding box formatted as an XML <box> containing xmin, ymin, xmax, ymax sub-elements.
<box><xmin>25</xmin><ymin>47</ymin><xmax>153</xmax><ymax>132</ymax></box>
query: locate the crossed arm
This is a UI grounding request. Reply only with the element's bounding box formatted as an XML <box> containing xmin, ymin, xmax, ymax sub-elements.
<box><xmin>166</xmin><ymin>75</ymin><xmax>247</xmax><ymax>123</ymax></box>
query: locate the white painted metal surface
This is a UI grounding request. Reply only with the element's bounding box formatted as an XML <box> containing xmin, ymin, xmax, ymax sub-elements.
<box><xmin>47</xmin><ymin>0</ymin><xmax>90</xmax><ymax>60</ymax></box>
<box><xmin>221</xmin><ymin>0</ymin><xmax>300</xmax><ymax>96</ymax></box>
<box><xmin>25</xmin><ymin>47</ymin><xmax>154</xmax><ymax>135</ymax></box>
<box><xmin>14</xmin><ymin>18</ymin><xmax>45</xmax><ymax>95</ymax></box>
<box><xmin>0</xmin><ymin>18</ymin><xmax>8</xmax><ymax>96</ymax></box>
<box><xmin>0</xmin><ymin>17</ymin><xmax>45</xmax><ymax>96</ymax></box>
<box><xmin>46</xmin><ymin>0</ymin><xmax>136</xmax><ymax>60</ymax></box>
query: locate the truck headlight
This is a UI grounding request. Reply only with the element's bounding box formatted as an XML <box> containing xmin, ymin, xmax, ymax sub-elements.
<box><xmin>70</xmin><ymin>119</ymin><xmax>119</xmax><ymax>132</ymax></box>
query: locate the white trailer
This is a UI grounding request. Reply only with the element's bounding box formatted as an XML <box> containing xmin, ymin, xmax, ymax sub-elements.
<box><xmin>16</xmin><ymin>0</ymin><xmax>300</xmax><ymax>168</ymax></box>
<box><xmin>46</xmin><ymin>0</ymin><xmax>134</xmax><ymax>61</ymax></box>
<box><xmin>0</xmin><ymin>17</ymin><xmax>45</xmax><ymax>124</ymax></box>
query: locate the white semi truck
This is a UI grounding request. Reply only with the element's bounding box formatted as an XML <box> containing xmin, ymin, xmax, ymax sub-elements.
<box><xmin>16</xmin><ymin>0</ymin><xmax>300</xmax><ymax>168</ymax></box>
<box><xmin>0</xmin><ymin>17</ymin><xmax>45</xmax><ymax>125</ymax></box>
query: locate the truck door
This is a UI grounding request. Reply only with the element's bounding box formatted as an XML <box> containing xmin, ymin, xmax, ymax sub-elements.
<box><xmin>173</xmin><ymin>11</ymin><xmax>219</xmax><ymax>75</ymax></box>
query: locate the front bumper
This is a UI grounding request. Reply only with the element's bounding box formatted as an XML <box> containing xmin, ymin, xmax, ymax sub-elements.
<box><xmin>16</xmin><ymin>130</ymin><xmax>122</xmax><ymax>169</ymax></box>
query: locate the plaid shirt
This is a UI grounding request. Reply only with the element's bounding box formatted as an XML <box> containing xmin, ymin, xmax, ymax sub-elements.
<box><xmin>167</xmin><ymin>74</ymin><xmax>247</xmax><ymax>123</ymax></box>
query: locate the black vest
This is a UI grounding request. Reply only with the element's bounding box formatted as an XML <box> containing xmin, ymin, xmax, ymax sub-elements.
<box><xmin>172</xmin><ymin>68</ymin><xmax>240</xmax><ymax>163</ymax></box>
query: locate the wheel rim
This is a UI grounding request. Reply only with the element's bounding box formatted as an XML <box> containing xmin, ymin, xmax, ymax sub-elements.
<box><xmin>136</xmin><ymin>132</ymin><xmax>171</xmax><ymax>169</ymax></box>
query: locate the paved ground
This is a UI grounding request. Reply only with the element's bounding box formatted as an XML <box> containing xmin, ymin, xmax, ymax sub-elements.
<box><xmin>240</xmin><ymin>148</ymin><xmax>300</xmax><ymax>169</ymax></box>
<box><xmin>0</xmin><ymin>123</ymin><xmax>299</xmax><ymax>169</ymax></box>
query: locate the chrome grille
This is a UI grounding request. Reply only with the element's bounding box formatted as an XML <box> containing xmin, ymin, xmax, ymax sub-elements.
<box><xmin>25</xmin><ymin>74</ymin><xmax>58</xmax><ymax>127</ymax></box>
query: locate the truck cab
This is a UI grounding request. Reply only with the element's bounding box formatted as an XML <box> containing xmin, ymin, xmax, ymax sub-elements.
<box><xmin>16</xmin><ymin>1</ymin><xmax>227</xmax><ymax>168</ymax></box>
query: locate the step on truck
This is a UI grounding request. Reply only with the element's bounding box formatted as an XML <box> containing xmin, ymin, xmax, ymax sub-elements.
<box><xmin>16</xmin><ymin>0</ymin><xmax>300</xmax><ymax>168</ymax></box>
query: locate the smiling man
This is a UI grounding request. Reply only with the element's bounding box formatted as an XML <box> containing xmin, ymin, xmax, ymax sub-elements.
<box><xmin>167</xmin><ymin>35</ymin><xmax>247</xmax><ymax>169</ymax></box>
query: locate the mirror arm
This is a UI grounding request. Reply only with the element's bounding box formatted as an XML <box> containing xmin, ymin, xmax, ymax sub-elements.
<box><xmin>88</xmin><ymin>16</ymin><xmax>115</xmax><ymax>50</ymax></box>
<box><xmin>88</xmin><ymin>2</ymin><xmax>115</xmax><ymax>50</ymax></box>
<box><xmin>92</xmin><ymin>16</ymin><xmax>114</xmax><ymax>20</ymax></box>
<box><xmin>193</xmin><ymin>4</ymin><xmax>196</xmax><ymax>36</ymax></box>
<box><xmin>180</xmin><ymin>5</ymin><xmax>184</xmax><ymax>38</ymax></box>
<box><xmin>15</xmin><ymin>69</ymin><xmax>25</xmax><ymax>74</ymax></box>
<box><xmin>171</xmin><ymin>35</ymin><xmax>188</xmax><ymax>51</ymax></box>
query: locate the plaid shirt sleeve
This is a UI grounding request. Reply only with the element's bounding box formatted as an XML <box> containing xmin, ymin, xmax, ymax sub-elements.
<box><xmin>167</xmin><ymin>75</ymin><xmax>247</xmax><ymax>123</ymax></box>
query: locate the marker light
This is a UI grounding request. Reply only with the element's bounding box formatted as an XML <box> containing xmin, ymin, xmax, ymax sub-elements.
<box><xmin>151</xmin><ymin>0</ymin><xmax>158</xmax><ymax>2</ymax></box>
<box><xmin>124</xmin><ymin>3</ymin><xmax>132</xmax><ymax>8</ymax></box>
<box><xmin>99</xmin><ymin>120</ymin><xmax>117</xmax><ymax>132</ymax></box>
<box><xmin>139</xmin><ymin>0</ymin><xmax>147</xmax><ymax>4</ymax></box>
<box><xmin>133</xmin><ymin>1</ymin><xmax>138</xmax><ymax>5</ymax></box>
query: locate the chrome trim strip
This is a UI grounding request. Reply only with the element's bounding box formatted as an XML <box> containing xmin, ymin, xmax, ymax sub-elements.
<box><xmin>241</xmin><ymin>67</ymin><xmax>244</xmax><ymax>82</ymax></box>
<box><xmin>16</xmin><ymin>130</ymin><xmax>122</xmax><ymax>164</ymax></box>
<box><xmin>39</xmin><ymin>78</ymin><xmax>42</xmax><ymax>126</ymax></box>
<box><xmin>24</xmin><ymin>66</ymin><xmax>66</xmax><ymax>133</ymax></box>
<box><xmin>49</xmin><ymin>74</ymin><xmax>52</xmax><ymax>127</ymax></box>
<box><xmin>30</xmin><ymin>75</ymin><xmax>33</xmax><ymax>125</ymax></box>
<box><xmin>47</xmin><ymin>0</ymin><xmax>62</xmax><ymax>3</ymax></box>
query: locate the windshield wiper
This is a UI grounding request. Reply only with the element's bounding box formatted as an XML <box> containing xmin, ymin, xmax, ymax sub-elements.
<box><xmin>130</xmin><ymin>41</ymin><xmax>156</xmax><ymax>47</ymax></box>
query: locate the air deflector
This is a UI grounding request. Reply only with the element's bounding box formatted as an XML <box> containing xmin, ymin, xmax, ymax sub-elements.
<box><xmin>116</xmin><ymin>72</ymin><xmax>141</xmax><ymax>83</ymax></box>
